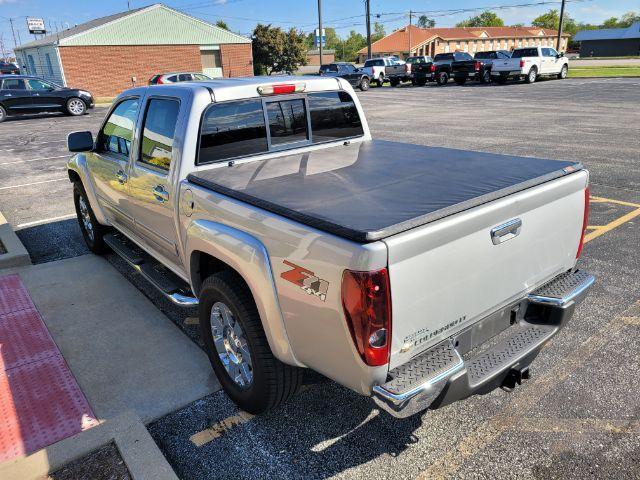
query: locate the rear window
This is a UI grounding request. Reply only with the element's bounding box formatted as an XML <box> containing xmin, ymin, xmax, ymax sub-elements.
<box><xmin>308</xmin><ymin>91</ymin><xmax>364</xmax><ymax>143</ymax></box>
<box><xmin>406</xmin><ymin>57</ymin><xmax>430</xmax><ymax>64</ymax></box>
<box><xmin>198</xmin><ymin>91</ymin><xmax>364</xmax><ymax>164</ymax></box>
<box><xmin>320</xmin><ymin>64</ymin><xmax>338</xmax><ymax>72</ymax></box>
<box><xmin>364</xmin><ymin>59</ymin><xmax>384</xmax><ymax>67</ymax></box>
<box><xmin>512</xmin><ymin>48</ymin><xmax>539</xmax><ymax>58</ymax></box>
<box><xmin>199</xmin><ymin>99</ymin><xmax>268</xmax><ymax>164</ymax></box>
<box><xmin>434</xmin><ymin>53</ymin><xmax>453</xmax><ymax>61</ymax></box>
<box><xmin>474</xmin><ymin>52</ymin><xmax>495</xmax><ymax>59</ymax></box>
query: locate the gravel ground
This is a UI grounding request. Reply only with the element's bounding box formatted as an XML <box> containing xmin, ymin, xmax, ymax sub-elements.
<box><xmin>43</xmin><ymin>442</ymin><xmax>130</xmax><ymax>480</ymax></box>
<box><xmin>2</xmin><ymin>78</ymin><xmax>639</xmax><ymax>479</ymax></box>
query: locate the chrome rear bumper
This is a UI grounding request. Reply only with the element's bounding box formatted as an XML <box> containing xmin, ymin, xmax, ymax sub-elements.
<box><xmin>373</xmin><ymin>269</ymin><xmax>594</xmax><ymax>418</ymax></box>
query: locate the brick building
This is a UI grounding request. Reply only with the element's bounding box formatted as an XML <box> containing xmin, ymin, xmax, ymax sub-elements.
<box><xmin>14</xmin><ymin>4</ymin><xmax>253</xmax><ymax>97</ymax></box>
<box><xmin>358</xmin><ymin>25</ymin><xmax>569</xmax><ymax>62</ymax></box>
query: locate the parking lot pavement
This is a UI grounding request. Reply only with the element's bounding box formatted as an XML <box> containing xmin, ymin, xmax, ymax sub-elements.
<box><xmin>2</xmin><ymin>78</ymin><xmax>639</xmax><ymax>478</ymax></box>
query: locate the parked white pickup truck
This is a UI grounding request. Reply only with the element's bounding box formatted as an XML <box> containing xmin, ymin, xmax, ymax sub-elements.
<box><xmin>492</xmin><ymin>46</ymin><xmax>569</xmax><ymax>84</ymax></box>
<box><xmin>66</xmin><ymin>76</ymin><xmax>593</xmax><ymax>417</ymax></box>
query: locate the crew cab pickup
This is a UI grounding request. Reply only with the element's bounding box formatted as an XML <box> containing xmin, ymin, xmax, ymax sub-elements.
<box><xmin>451</xmin><ymin>50</ymin><xmax>511</xmax><ymax>85</ymax></box>
<box><xmin>362</xmin><ymin>57</ymin><xmax>410</xmax><ymax>87</ymax></box>
<box><xmin>67</xmin><ymin>76</ymin><xmax>594</xmax><ymax>417</ymax></box>
<box><xmin>492</xmin><ymin>46</ymin><xmax>569</xmax><ymax>84</ymax></box>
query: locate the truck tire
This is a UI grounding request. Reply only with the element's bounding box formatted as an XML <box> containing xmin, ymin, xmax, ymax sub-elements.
<box><xmin>359</xmin><ymin>77</ymin><xmax>370</xmax><ymax>91</ymax></box>
<box><xmin>376</xmin><ymin>75</ymin><xmax>384</xmax><ymax>87</ymax></box>
<box><xmin>480</xmin><ymin>69</ymin><xmax>491</xmax><ymax>83</ymax></box>
<box><xmin>390</xmin><ymin>78</ymin><xmax>400</xmax><ymax>87</ymax></box>
<box><xmin>436</xmin><ymin>71</ymin><xmax>449</xmax><ymax>86</ymax></box>
<box><xmin>454</xmin><ymin>76</ymin><xmax>466</xmax><ymax>86</ymax></box>
<box><xmin>199</xmin><ymin>271</ymin><xmax>303</xmax><ymax>414</ymax></box>
<box><xmin>66</xmin><ymin>97</ymin><xmax>87</xmax><ymax>116</ymax></box>
<box><xmin>73</xmin><ymin>181</ymin><xmax>108</xmax><ymax>254</ymax></box>
<box><xmin>496</xmin><ymin>73</ymin><xmax>509</xmax><ymax>84</ymax></box>
<box><xmin>557</xmin><ymin>65</ymin><xmax>568</xmax><ymax>79</ymax></box>
<box><xmin>0</xmin><ymin>105</ymin><xmax>6</xmax><ymax>123</ymax></box>
<box><xmin>525</xmin><ymin>67</ymin><xmax>538</xmax><ymax>84</ymax></box>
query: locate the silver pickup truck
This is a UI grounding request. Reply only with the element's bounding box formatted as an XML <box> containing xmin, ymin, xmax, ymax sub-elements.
<box><xmin>66</xmin><ymin>76</ymin><xmax>594</xmax><ymax>417</ymax></box>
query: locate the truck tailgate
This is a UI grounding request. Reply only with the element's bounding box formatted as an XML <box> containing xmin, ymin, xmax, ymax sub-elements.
<box><xmin>385</xmin><ymin>169</ymin><xmax>588</xmax><ymax>369</ymax></box>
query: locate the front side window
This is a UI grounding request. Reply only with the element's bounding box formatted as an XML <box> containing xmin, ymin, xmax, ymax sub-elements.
<box><xmin>99</xmin><ymin>98</ymin><xmax>139</xmax><ymax>157</ymax></box>
<box><xmin>548</xmin><ymin>48</ymin><xmax>559</xmax><ymax>57</ymax></box>
<box><xmin>139</xmin><ymin>98</ymin><xmax>180</xmax><ymax>170</ymax></box>
<box><xmin>266</xmin><ymin>99</ymin><xmax>308</xmax><ymax>146</ymax></box>
<box><xmin>199</xmin><ymin>99</ymin><xmax>267</xmax><ymax>164</ymax></box>
<box><xmin>308</xmin><ymin>91</ymin><xmax>363</xmax><ymax>143</ymax></box>
<box><xmin>2</xmin><ymin>79</ymin><xmax>26</xmax><ymax>90</ymax></box>
<box><xmin>28</xmin><ymin>79</ymin><xmax>54</xmax><ymax>91</ymax></box>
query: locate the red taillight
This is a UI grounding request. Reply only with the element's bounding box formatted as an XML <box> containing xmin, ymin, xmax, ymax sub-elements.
<box><xmin>157</xmin><ymin>77</ymin><xmax>164</xmax><ymax>84</ymax></box>
<box><xmin>257</xmin><ymin>83</ymin><xmax>306</xmax><ymax>95</ymax></box>
<box><xmin>474</xmin><ymin>61</ymin><xmax>481</xmax><ymax>71</ymax></box>
<box><xmin>519</xmin><ymin>59</ymin><xmax>525</xmax><ymax>68</ymax></box>
<box><xmin>576</xmin><ymin>187</ymin><xmax>590</xmax><ymax>259</ymax></box>
<box><xmin>341</xmin><ymin>268</ymin><xmax>392</xmax><ymax>367</ymax></box>
<box><xmin>429</xmin><ymin>64</ymin><xmax>436</xmax><ymax>72</ymax></box>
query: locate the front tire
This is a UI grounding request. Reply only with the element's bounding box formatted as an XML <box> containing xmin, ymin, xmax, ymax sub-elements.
<box><xmin>199</xmin><ymin>271</ymin><xmax>303</xmax><ymax>414</ymax></box>
<box><xmin>525</xmin><ymin>67</ymin><xmax>538</xmax><ymax>84</ymax></box>
<box><xmin>0</xmin><ymin>105</ymin><xmax>6</xmax><ymax>123</ymax></box>
<box><xmin>73</xmin><ymin>182</ymin><xmax>108</xmax><ymax>254</ymax></box>
<box><xmin>558</xmin><ymin>64</ymin><xmax>568</xmax><ymax>79</ymax></box>
<box><xmin>66</xmin><ymin>97</ymin><xmax>86</xmax><ymax>116</ymax></box>
<box><xmin>436</xmin><ymin>71</ymin><xmax>449</xmax><ymax>86</ymax></box>
<box><xmin>359</xmin><ymin>77</ymin><xmax>370</xmax><ymax>91</ymax></box>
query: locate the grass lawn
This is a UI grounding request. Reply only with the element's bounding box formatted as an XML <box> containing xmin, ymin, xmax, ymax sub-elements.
<box><xmin>569</xmin><ymin>66</ymin><xmax>640</xmax><ymax>77</ymax></box>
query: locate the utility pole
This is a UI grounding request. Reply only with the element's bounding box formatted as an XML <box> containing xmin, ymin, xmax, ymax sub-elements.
<box><xmin>408</xmin><ymin>10</ymin><xmax>412</xmax><ymax>58</ymax></box>
<box><xmin>317</xmin><ymin>0</ymin><xmax>323</xmax><ymax>66</ymax></box>
<box><xmin>0</xmin><ymin>34</ymin><xmax>6</xmax><ymax>61</ymax></box>
<box><xmin>557</xmin><ymin>0</ymin><xmax>566</xmax><ymax>51</ymax></box>
<box><xmin>9</xmin><ymin>17</ymin><xmax>18</xmax><ymax>48</ymax></box>
<box><xmin>365</xmin><ymin>0</ymin><xmax>371</xmax><ymax>59</ymax></box>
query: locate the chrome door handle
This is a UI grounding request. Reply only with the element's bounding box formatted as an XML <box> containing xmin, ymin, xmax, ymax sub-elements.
<box><xmin>490</xmin><ymin>218</ymin><xmax>522</xmax><ymax>245</ymax></box>
<box><xmin>33</xmin><ymin>93</ymin><xmax>40</xmax><ymax>96</ymax></box>
<box><xmin>152</xmin><ymin>185</ymin><xmax>169</xmax><ymax>202</ymax></box>
<box><xmin>3</xmin><ymin>93</ymin><xmax>11</xmax><ymax>97</ymax></box>
<box><xmin>115</xmin><ymin>170</ymin><xmax>127</xmax><ymax>184</ymax></box>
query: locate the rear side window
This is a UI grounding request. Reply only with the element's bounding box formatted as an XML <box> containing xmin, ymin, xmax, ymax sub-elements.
<box><xmin>2</xmin><ymin>79</ymin><xmax>26</xmax><ymax>90</ymax></box>
<box><xmin>266</xmin><ymin>99</ymin><xmax>308</xmax><ymax>146</ymax></box>
<box><xmin>512</xmin><ymin>48</ymin><xmax>538</xmax><ymax>58</ymax></box>
<box><xmin>99</xmin><ymin>98</ymin><xmax>139</xmax><ymax>157</ymax></box>
<box><xmin>308</xmin><ymin>91</ymin><xmax>364</xmax><ymax>144</ymax></box>
<box><xmin>139</xmin><ymin>98</ymin><xmax>180</xmax><ymax>171</ymax></box>
<box><xmin>199</xmin><ymin>99</ymin><xmax>267</xmax><ymax>164</ymax></box>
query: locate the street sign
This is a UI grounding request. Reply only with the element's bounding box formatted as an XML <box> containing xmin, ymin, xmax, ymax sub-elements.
<box><xmin>27</xmin><ymin>18</ymin><xmax>46</xmax><ymax>35</ymax></box>
<box><xmin>314</xmin><ymin>28</ymin><xmax>326</xmax><ymax>48</ymax></box>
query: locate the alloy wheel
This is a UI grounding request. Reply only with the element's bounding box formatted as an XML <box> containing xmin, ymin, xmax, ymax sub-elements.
<box><xmin>68</xmin><ymin>99</ymin><xmax>85</xmax><ymax>115</ymax></box>
<box><xmin>78</xmin><ymin>195</ymin><xmax>94</xmax><ymax>242</ymax></box>
<box><xmin>210</xmin><ymin>301</ymin><xmax>253</xmax><ymax>388</ymax></box>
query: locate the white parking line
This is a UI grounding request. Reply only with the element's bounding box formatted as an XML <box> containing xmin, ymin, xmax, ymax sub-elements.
<box><xmin>15</xmin><ymin>213</ymin><xmax>77</xmax><ymax>229</ymax></box>
<box><xmin>0</xmin><ymin>177</ymin><xmax>67</xmax><ymax>190</ymax></box>
<box><xmin>0</xmin><ymin>155</ymin><xmax>68</xmax><ymax>166</ymax></box>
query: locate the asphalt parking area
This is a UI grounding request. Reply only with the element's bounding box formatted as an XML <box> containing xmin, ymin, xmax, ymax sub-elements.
<box><xmin>1</xmin><ymin>78</ymin><xmax>639</xmax><ymax>478</ymax></box>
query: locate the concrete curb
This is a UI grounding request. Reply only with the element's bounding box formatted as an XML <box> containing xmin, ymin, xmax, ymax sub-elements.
<box><xmin>0</xmin><ymin>411</ymin><xmax>178</xmax><ymax>480</ymax></box>
<box><xmin>0</xmin><ymin>211</ymin><xmax>31</xmax><ymax>268</ymax></box>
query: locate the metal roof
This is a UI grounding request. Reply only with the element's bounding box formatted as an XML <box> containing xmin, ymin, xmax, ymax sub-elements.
<box><xmin>574</xmin><ymin>22</ymin><xmax>640</xmax><ymax>41</ymax></box>
<box><xmin>16</xmin><ymin>3</ymin><xmax>250</xmax><ymax>51</ymax></box>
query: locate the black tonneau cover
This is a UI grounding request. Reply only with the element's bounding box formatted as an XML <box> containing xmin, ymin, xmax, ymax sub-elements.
<box><xmin>188</xmin><ymin>140</ymin><xmax>581</xmax><ymax>243</ymax></box>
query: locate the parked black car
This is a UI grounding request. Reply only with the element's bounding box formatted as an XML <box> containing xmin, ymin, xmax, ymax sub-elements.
<box><xmin>318</xmin><ymin>62</ymin><xmax>370</xmax><ymax>91</ymax></box>
<box><xmin>0</xmin><ymin>75</ymin><xmax>94</xmax><ymax>122</ymax></box>
<box><xmin>412</xmin><ymin>52</ymin><xmax>477</xmax><ymax>86</ymax></box>
<box><xmin>0</xmin><ymin>62</ymin><xmax>20</xmax><ymax>75</ymax></box>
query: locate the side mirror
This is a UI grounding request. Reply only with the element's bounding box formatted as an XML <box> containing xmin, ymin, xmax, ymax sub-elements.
<box><xmin>557</xmin><ymin>52</ymin><xmax>564</xmax><ymax>58</ymax></box>
<box><xmin>68</xmin><ymin>131</ymin><xmax>94</xmax><ymax>152</ymax></box>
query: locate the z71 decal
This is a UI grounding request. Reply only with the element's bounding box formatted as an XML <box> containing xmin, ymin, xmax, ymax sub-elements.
<box><xmin>281</xmin><ymin>260</ymin><xmax>329</xmax><ymax>302</ymax></box>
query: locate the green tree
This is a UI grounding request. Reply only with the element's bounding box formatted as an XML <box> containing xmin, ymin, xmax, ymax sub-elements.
<box><xmin>251</xmin><ymin>24</ymin><xmax>285</xmax><ymax>75</ymax></box>
<box><xmin>305</xmin><ymin>27</ymin><xmax>340</xmax><ymax>50</ymax></box>
<box><xmin>372</xmin><ymin>22</ymin><xmax>385</xmax><ymax>42</ymax></box>
<box><xmin>532</xmin><ymin>9</ymin><xmax>578</xmax><ymax>36</ymax></box>
<box><xmin>602</xmin><ymin>17</ymin><xmax>620</xmax><ymax>28</ymax></box>
<box><xmin>215</xmin><ymin>20</ymin><xmax>229</xmax><ymax>31</ymax></box>
<box><xmin>602</xmin><ymin>12</ymin><xmax>640</xmax><ymax>28</ymax></box>
<box><xmin>280</xmin><ymin>28</ymin><xmax>308</xmax><ymax>74</ymax></box>
<box><xmin>456</xmin><ymin>11</ymin><xmax>504</xmax><ymax>27</ymax></box>
<box><xmin>337</xmin><ymin>30</ymin><xmax>366</xmax><ymax>61</ymax></box>
<box><xmin>417</xmin><ymin>15</ymin><xmax>435</xmax><ymax>28</ymax></box>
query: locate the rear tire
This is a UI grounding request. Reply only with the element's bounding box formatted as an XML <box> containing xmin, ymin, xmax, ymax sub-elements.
<box><xmin>199</xmin><ymin>271</ymin><xmax>303</xmax><ymax>414</ymax></box>
<box><xmin>73</xmin><ymin>182</ymin><xmax>108</xmax><ymax>254</ymax></box>
<box><xmin>416</xmin><ymin>78</ymin><xmax>426</xmax><ymax>86</ymax></box>
<box><xmin>390</xmin><ymin>78</ymin><xmax>400</xmax><ymax>87</ymax></box>
<box><xmin>359</xmin><ymin>77</ymin><xmax>370</xmax><ymax>91</ymax></box>
<box><xmin>0</xmin><ymin>105</ymin><xmax>6</xmax><ymax>123</ymax></box>
<box><xmin>436</xmin><ymin>71</ymin><xmax>449</xmax><ymax>86</ymax></box>
<box><xmin>481</xmin><ymin>69</ymin><xmax>491</xmax><ymax>83</ymax></box>
<box><xmin>525</xmin><ymin>67</ymin><xmax>537</xmax><ymax>84</ymax></box>
<box><xmin>454</xmin><ymin>76</ymin><xmax>466</xmax><ymax>86</ymax></box>
<box><xmin>558</xmin><ymin>65</ymin><xmax>568</xmax><ymax>79</ymax></box>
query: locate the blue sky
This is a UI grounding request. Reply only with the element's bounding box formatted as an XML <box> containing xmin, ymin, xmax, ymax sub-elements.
<box><xmin>1</xmin><ymin>0</ymin><xmax>638</xmax><ymax>55</ymax></box>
